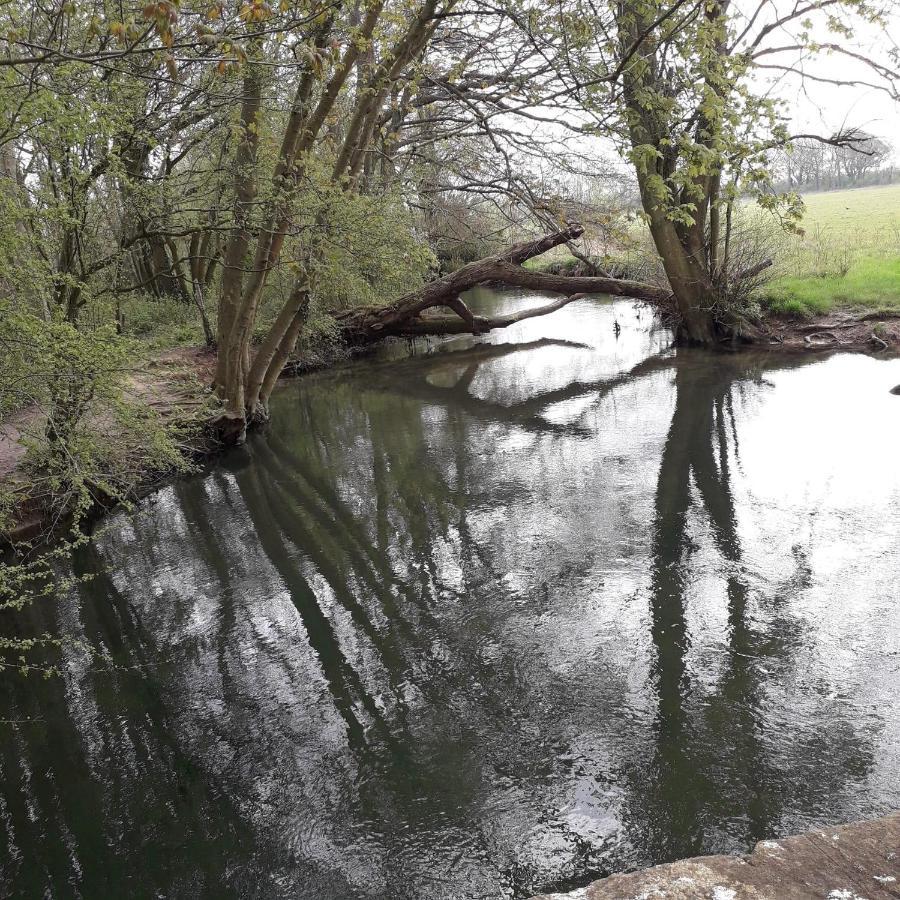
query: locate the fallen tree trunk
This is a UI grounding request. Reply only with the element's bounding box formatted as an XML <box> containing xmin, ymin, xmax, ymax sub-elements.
<box><xmin>386</xmin><ymin>293</ymin><xmax>589</xmax><ymax>337</ymax></box>
<box><xmin>335</xmin><ymin>223</ymin><xmax>670</xmax><ymax>345</ymax></box>
<box><xmin>210</xmin><ymin>223</ymin><xmax>668</xmax><ymax>443</ymax></box>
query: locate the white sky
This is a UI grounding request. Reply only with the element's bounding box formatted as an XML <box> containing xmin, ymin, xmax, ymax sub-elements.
<box><xmin>758</xmin><ymin>8</ymin><xmax>900</xmax><ymax>158</ymax></box>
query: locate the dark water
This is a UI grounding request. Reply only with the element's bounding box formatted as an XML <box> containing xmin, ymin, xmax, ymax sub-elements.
<box><xmin>2</xmin><ymin>289</ymin><xmax>900</xmax><ymax>899</ymax></box>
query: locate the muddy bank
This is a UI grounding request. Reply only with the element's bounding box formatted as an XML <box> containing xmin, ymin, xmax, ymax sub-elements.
<box><xmin>0</xmin><ymin>347</ymin><xmax>218</xmax><ymax>484</ymax></box>
<box><xmin>0</xmin><ymin>338</ymin><xmax>361</xmax><ymax>545</ymax></box>
<box><xmin>761</xmin><ymin>311</ymin><xmax>900</xmax><ymax>352</ymax></box>
<box><xmin>532</xmin><ymin>812</ymin><xmax>900</xmax><ymax>899</ymax></box>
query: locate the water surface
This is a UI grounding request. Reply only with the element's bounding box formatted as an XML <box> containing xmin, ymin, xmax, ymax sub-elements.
<box><xmin>2</xmin><ymin>289</ymin><xmax>900</xmax><ymax>898</ymax></box>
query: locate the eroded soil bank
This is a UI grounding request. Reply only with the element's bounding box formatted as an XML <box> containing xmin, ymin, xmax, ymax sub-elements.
<box><xmin>762</xmin><ymin>311</ymin><xmax>900</xmax><ymax>352</ymax></box>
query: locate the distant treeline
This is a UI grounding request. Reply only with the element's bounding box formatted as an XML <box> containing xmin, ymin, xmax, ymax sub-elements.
<box><xmin>771</xmin><ymin>134</ymin><xmax>897</xmax><ymax>194</ymax></box>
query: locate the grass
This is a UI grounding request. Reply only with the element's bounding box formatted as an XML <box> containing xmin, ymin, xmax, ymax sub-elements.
<box><xmin>763</xmin><ymin>182</ymin><xmax>900</xmax><ymax>316</ymax></box>
<box><xmin>795</xmin><ymin>182</ymin><xmax>900</xmax><ymax>242</ymax></box>
<box><xmin>521</xmin><ymin>248</ymin><xmax>578</xmax><ymax>273</ymax></box>
<box><xmin>765</xmin><ymin>256</ymin><xmax>900</xmax><ymax>316</ymax></box>
<box><xmin>502</xmin><ymin>183</ymin><xmax>900</xmax><ymax>318</ymax></box>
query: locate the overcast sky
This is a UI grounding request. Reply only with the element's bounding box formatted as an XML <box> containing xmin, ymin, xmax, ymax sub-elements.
<box><xmin>525</xmin><ymin>4</ymin><xmax>900</xmax><ymax>180</ymax></box>
<box><xmin>761</xmin><ymin>8</ymin><xmax>900</xmax><ymax>157</ymax></box>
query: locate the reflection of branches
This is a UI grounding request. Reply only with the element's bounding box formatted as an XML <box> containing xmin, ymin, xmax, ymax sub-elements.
<box><xmin>256</xmin><ymin>434</ymin><xmax>420</xmax><ymax>639</ymax></box>
<box><xmin>355</xmin><ymin>340</ymin><xmax>676</xmax><ymax>437</ymax></box>
<box><xmin>633</xmin><ymin>353</ymin><xmax>874</xmax><ymax>863</ymax></box>
<box><xmin>282</xmin><ymin>384</ymin><xmax>461</xmax><ymax>620</ymax></box>
<box><xmin>0</xmin><ymin>540</ymin><xmax>257</xmax><ymax>896</ymax></box>
<box><xmin>234</xmin><ymin>459</ymin><xmax>406</xmax><ymax>754</ymax></box>
<box><xmin>363</xmin><ymin>336</ymin><xmax>593</xmax><ymax>377</ymax></box>
<box><xmin>177</xmin><ymin>479</ymin><xmax>243</xmax><ymax>711</ymax></box>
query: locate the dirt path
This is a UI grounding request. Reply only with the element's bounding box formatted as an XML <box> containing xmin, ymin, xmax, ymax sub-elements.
<box><xmin>0</xmin><ymin>346</ymin><xmax>216</xmax><ymax>501</ymax></box>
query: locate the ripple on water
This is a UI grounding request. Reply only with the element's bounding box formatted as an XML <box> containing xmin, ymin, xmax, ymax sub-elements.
<box><xmin>2</xmin><ymin>289</ymin><xmax>899</xmax><ymax>899</ymax></box>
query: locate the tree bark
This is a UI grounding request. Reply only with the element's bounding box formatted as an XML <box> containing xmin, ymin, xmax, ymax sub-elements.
<box><xmin>212</xmin><ymin>222</ymin><xmax>669</xmax><ymax>443</ymax></box>
<box><xmin>214</xmin><ymin>55</ymin><xmax>263</xmax><ymax>436</ymax></box>
<box><xmin>244</xmin><ymin>276</ymin><xmax>311</xmax><ymax>419</ymax></box>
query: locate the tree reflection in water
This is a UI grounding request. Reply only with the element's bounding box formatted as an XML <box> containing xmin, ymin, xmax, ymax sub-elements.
<box><xmin>0</xmin><ymin>302</ymin><xmax>896</xmax><ymax>899</ymax></box>
<box><xmin>633</xmin><ymin>353</ymin><xmax>875</xmax><ymax>867</ymax></box>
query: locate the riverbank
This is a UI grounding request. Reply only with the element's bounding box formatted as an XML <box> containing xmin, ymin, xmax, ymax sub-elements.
<box><xmin>0</xmin><ymin>346</ymin><xmax>218</xmax><ymax>544</ymax></box>
<box><xmin>0</xmin><ymin>336</ymin><xmax>360</xmax><ymax>545</ymax></box>
<box><xmin>3</xmin><ymin>289</ymin><xmax>900</xmax><ymax>896</ymax></box>
<box><xmin>2</xmin><ymin>301</ymin><xmax>899</xmax><ymax>546</ymax></box>
<box><xmin>532</xmin><ymin>811</ymin><xmax>900</xmax><ymax>899</ymax></box>
<box><xmin>760</xmin><ymin>310</ymin><xmax>900</xmax><ymax>351</ymax></box>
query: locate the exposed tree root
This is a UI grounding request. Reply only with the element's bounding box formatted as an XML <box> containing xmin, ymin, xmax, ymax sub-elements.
<box><xmin>760</xmin><ymin>312</ymin><xmax>900</xmax><ymax>351</ymax></box>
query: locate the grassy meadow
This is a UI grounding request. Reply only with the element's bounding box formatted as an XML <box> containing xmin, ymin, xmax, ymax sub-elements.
<box><xmin>764</xmin><ymin>182</ymin><xmax>900</xmax><ymax>316</ymax></box>
<box><xmin>495</xmin><ymin>183</ymin><xmax>900</xmax><ymax>318</ymax></box>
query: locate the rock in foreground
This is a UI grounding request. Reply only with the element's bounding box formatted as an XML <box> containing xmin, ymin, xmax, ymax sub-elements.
<box><xmin>533</xmin><ymin>812</ymin><xmax>900</xmax><ymax>899</ymax></box>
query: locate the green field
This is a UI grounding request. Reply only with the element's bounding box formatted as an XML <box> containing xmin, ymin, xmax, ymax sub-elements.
<box><xmin>765</xmin><ymin>182</ymin><xmax>900</xmax><ymax>316</ymax></box>
<box><xmin>524</xmin><ymin>182</ymin><xmax>900</xmax><ymax>317</ymax></box>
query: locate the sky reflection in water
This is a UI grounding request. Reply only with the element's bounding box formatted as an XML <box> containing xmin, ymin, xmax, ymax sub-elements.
<box><xmin>1</xmin><ymin>288</ymin><xmax>899</xmax><ymax>899</ymax></box>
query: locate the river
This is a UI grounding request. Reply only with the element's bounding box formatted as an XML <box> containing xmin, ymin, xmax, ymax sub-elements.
<box><xmin>2</xmin><ymin>288</ymin><xmax>900</xmax><ymax>898</ymax></box>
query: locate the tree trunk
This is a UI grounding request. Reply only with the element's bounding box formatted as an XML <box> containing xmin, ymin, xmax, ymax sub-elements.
<box><xmin>192</xmin><ymin>282</ymin><xmax>216</xmax><ymax>347</ymax></box>
<box><xmin>210</xmin><ymin>222</ymin><xmax>670</xmax><ymax>444</ymax></box>
<box><xmin>244</xmin><ymin>276</ymin><xmax>312</xmax><ymax>421</ymax></box>
<box><xmin>646</xmin><ymin>218</ymin><xmax>719</xmax><ymax>345</ymax></box>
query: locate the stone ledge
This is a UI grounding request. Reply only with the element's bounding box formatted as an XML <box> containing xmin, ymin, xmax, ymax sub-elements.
<box><xmin>532</xmin><ymin>812</ymin><xmax>900</xmax><ymax>900</ymax></box>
